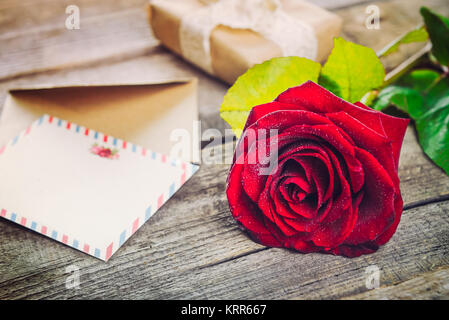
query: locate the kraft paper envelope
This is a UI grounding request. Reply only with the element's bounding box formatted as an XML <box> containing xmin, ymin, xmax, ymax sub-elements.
<box><xmin>0</xmin><ymin>80</ymin><xmax>200</xmax><ymax>261</ymax></box>
<box><xmin>0</xmin><ymin>79</ymin><xmax>199</xmax><ymax>163</ymax></box>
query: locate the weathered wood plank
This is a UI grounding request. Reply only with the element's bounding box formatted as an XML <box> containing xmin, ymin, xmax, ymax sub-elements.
<box><xmin>191</xmin><ymin>201</ymin><xmax>449</xmax><ymax>300</ymax></box>
<box><xmin>1</xmin><ymin>0</ymin><xmax>447</xmax><ymax>81</ymax></box>
<box><xmin>399</xmin><ymin>126</ymin><xmax>449</xmax><ymax>208</ymax></box>
<box><xmin>337</xmin><ymin>0</ymin><xmax>449</xmax><ymax>72</ymax></box>
<box><xmin>0</xmin><ymin>0</ymin><xmax>147</xmax><ymax>35</ymax></box>
<box><xmin>0</xmin><ymin>159</ymin><xmax>262</xmax><ymax>299</ymax></box>
<box><xmin>1</xmin><ymin>194</ymin><xmax>447</xmax><ymax>299</ymax></box>
<box><xmin>0</xmin><ymin>48</ymin><xmax>229</xmax><ymax>134</ymax></box>
<box><xmin>0</xmin><ymin>0</ymin><xmax>365</xmax><ymax>38</ymax></box>
<box><xmin>1</xmin><ymin>126</ymin><xmax>448</xmax><ymax>299</ymax></box>
<box><xmin>342</xmin><ymin>266</ymin><xmax>449</xmax><ymax>299</ymax></box>
<box><xmin>164</xmin><ymin>201</ymin><xmax>449</xmax><ymax>300</ymax></box>
<box><xmin>0</xmin><ymin>7</ymin><xmax>156</xmax><ymax>81</ymax></box>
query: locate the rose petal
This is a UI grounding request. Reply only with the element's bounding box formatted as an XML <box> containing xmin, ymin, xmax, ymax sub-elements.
<box><xmin>278</xmin><ymin>124</ymin><xmax>364</xmax><ymax>193</ymax></box>
<box><xmin>292</xmin><ymin>155</ymin><xmax>331</xmax><ymax>207</ymax></box>
<box><xmin>280</xmin><ymin>178</ymin><xmax>309</xmax><ymax>200</ymax></box>
<box><xmin>239</xmin><ymin>110</ymin><xmax>362</xmax><ymax>196</ymax></box>
<box><xmin>227</xmin><ymin>156</ymin><xmax>272</xmax><ymax>235</ymax></box>
<box><xmin>277</xmin><ymin>143</ymin><xmax>334</xmax><ymax>202</ymax></box>
<box><xmin>330</xmin><ymin>241</ymin><xmax>379</xmax><ymax>258</ymax></box>
<box><xmin>284</xmin><ymin>236</ymin><xmax>320</xmax><ymax>253</ymax></box>
<box><xmin>244</xmin><ymin>101</ymin><xmax>304</xmax><ymax>131</ymax></box>
<box><xmin>374</xmin><ymin>191</ymin><xmax>403</xmax><ymax>246</ymax></box>
<box><xmin>270</xmin><ymin>203</ymin><xmax>299</xmax><ymax>237</ymax></box>
<box><xmin>354</xmin><ymin>101</ymin><xmax>409</xmax><ymax>169</ymax></box>
<box><xmin>326</xmin><ymin>111</ymin><xmax>397</xmax><ymax>185</ymax></box>
<box><xmin>247</xmin><ymin>229</ymin><xmax>284</xmax><ymax>248</ymax></box>
<box><xmin>310</xmin><ymin>191</ymin><xmax>363</xmax><ymax>247</ymax></box>
<box><xmin>343</xmin><ymin>147</ymin><xmax>396</xmax><ymax>244</ymax></box>
<box><xmin>276</xmin><ymin>81</ymin><xmax>409</xmax><ymax>167</ymax></box>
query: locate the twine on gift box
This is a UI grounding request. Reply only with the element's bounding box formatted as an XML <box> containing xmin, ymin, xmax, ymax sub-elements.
<box><xmin>178</xmin><ymin>0</ymin><xmax>318</xmax><ymax>74</ymax></box>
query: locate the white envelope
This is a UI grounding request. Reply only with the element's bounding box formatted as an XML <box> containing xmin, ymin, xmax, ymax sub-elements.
<box><xmin>0</xmin><ymin>80</ymin><xmax>200</xmax><ymax>261</ymax></box>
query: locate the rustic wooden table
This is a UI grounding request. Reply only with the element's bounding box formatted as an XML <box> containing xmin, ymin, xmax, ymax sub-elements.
<box><xmin>0</xmin><ymin>0</ymin><xmax>448</xmax><ymax>300</ymax></box>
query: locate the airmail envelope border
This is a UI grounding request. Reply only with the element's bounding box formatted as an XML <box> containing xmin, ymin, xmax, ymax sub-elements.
<box><xmin>0</xmin><ymin>114</ymin><xmax>199</xmax><ymax>261</ymax></box>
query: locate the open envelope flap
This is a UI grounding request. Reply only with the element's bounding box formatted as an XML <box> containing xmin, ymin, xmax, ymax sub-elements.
<box><xmin>0</xmin><ymin>79</ymin><xmax>199</xmax><ymax>163</ymax></box>
<box><xmin>0</xmin><ymin>79</ymin><xmax>200</xmax><ymax>261</ymax></box>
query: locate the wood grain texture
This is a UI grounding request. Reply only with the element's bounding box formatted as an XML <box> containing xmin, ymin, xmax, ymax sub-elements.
<box><xmin>342</xmin><ymin>267</ymin><xmax>449</xmax><ymax>299</ymax></box>
<box><xmin>1</xmin><ymin>125</ymin><xmax>449</xmax><ymax>299</ymax></box>
<box><xmin>399</xmin><ymin>127</ymin><xmax>449</xmax><ymax>208</ymax></box>
<box><xmin>337</xmin><ymin>0</ymin><xmax>449</xmax><ymax>72</ymax></box>
<box><xmin>0</xmin><ymin>192</ymin><xmax>447</xmax><ymax>299</ymax></box>
<box><xmin>0</xmin><ymin>6</ymin><xmax>156</xmax><ymax>80</ymax></box>
<box><xmin>161</xmin><ymin>200</ymin><xmax>449</xmax><ymax>300</ymax></box>
<box><xmin>0</xmin><ymin>48</ymin><xmax>229</xmax><ymax>134</ymax></box>
<box><xmin>1</xmin><ymin>0</ymin><xmax>446</xmax><ymax>81</ymax></box>
<box><xmin>0</xmin><ymin>0</ymin><xmax>147</xmax><ymax>34</ymax></box>
<box><xmin>0</xmin><ymin>0</ymin><xmax>362</xmax><ymax>38</ymax></box>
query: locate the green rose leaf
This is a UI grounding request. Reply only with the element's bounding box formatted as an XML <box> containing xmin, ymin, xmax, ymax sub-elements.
<box><xmin>399</xmin><ymin>69</ymin><xmax>440</xmax><ymax>93</ymax></box>
<box><xmin>420</xmin><ymin>7</ymin><xmax>449</xmax><ymax>66</ymax></box>
<box><xmin>373</xmin><ymin>86</ymin><xmax>424</xmax><ymax>118</ymax></box>
<box><xmin>372</xmin><ymin>69</ymin><xmax>440</xmax><ymax>118</ymax></box>
<box><xmin>319</xmin><ymin>37</ymin><xmax>385</xmax><ymax>103</ymax></box>
<box><xmin>372</xmin><ymin>86</ymin><xmax>401</xmax><ymax>111</ymax></box>
<box><xmin>425</xmin><ymin>76</ymin><xmax>449</xmax><ymax>106</ymax></box>
<box><xmin>416</xmin><ymin>92</ymin><xmax>449</xmax><ymax>175</ymax></box>
<box><xmin>374</xmin><ymin>70</ymin><xmax>449</xmax><ymax>175</ymax></box>
<box><xmin>220</xmin><ymin>57</ymin><xmax>321</xmax><ymax>137</ymax></box>
<box><xmin>377</xmin><ymin>26</ymin><xmax>429</xmax><ymax>57</ymax></box>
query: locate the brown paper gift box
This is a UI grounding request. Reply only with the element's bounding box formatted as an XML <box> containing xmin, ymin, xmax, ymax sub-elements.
<box><xmin>148</xmin><ymin>0</ymin><xmax>342</xmax><ymax>84</ymax></box>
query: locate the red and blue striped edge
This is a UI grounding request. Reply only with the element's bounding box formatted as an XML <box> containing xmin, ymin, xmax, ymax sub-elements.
<box><xmin>0</xmin><ymin>114</ymin><xmax>200</xmax><ymax>262</ymax></box>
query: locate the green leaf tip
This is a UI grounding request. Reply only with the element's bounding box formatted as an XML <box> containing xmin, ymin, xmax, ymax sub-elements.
<box><xmin>319</xmin><ymin>37</ymin><xmax>385</xmax><ymax>103</ymax></box>
<box><xmin>420</xmin><ymin>6</ymin><xmax>449</xmax><ymax>66</ymax></box>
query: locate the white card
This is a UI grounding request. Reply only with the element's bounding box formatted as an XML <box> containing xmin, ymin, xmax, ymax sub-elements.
<box><xmin>0</xmin><ymin>114</ymin><xmax>199</xmax><ymax>261</ymax></box>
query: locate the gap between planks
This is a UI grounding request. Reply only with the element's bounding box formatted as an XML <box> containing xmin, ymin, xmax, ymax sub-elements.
<box><xmin>194</xmin><ymin>192</ymin><xmax>449</xmax><ymax>272</ymax></box>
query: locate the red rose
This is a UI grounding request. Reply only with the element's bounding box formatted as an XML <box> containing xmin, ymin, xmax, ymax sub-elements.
<box><xmin>98</xmin><ymin>148</ymin><xmax>112</xmax><ymax>158</ymax></box>
<box><xmin>226</xmin><ymin>81</ymin><xmax>409</xmax><ymax>257</ymax></box>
